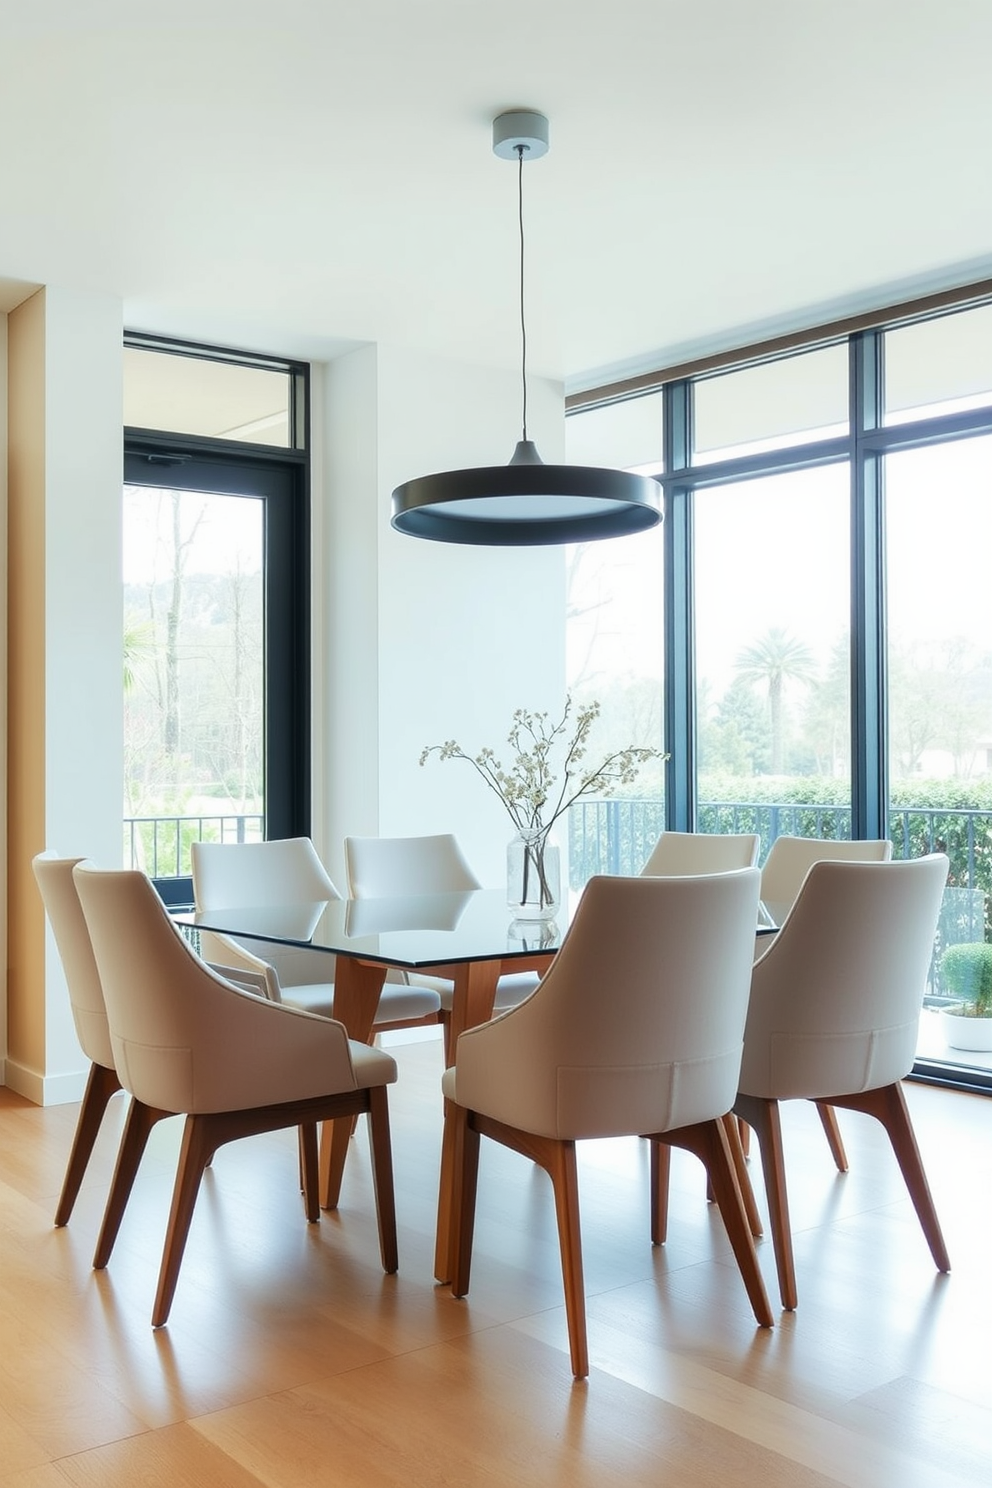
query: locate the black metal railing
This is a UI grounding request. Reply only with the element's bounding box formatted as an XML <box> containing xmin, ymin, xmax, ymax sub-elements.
<box><xmin>124</xmin><ymin>813</ymin><xmax>264</xmax><ymax>877</ymax></box>
<box><xmin>568</xmin><ymin>798</ymin><xmax>992</xmax><ymax>888</ymax></box>
<box><xmin>126</xmin><ymin>800</ymin><xmax>992</xmax><ymax>895</ymax></box>
<box><xmin>568</xmin><ymin>797</ymin><xmax>992</xmax><ymax>999</ymax></box>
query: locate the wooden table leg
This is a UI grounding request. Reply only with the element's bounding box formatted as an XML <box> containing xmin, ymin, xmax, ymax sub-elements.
<box><xmin>319</xmin><ymin>957</ymin><xmax>387</xmax><ymax>1209</ymax></box>
<box><xmin>434</xmin><ymin>960</ymin><xmax>500</xmax><ymax>1282</ymax></box>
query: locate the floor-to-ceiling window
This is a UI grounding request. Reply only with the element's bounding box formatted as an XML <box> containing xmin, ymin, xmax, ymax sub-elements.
<box><xmin>565</xmin><ymin>288</ymin><xmax>992</xmax><ymax>1090</ymax></box>
<box><xmin>122</xmin><ymin>336</ymin><xmax>310</xmax><ymax>904</ymax></box>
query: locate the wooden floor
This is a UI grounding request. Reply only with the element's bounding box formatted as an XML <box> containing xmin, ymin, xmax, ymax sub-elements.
<box><xmin>1</xmin><ymin>1034</ymin><xmax>991</xmax><ymax>1487</ymax></box>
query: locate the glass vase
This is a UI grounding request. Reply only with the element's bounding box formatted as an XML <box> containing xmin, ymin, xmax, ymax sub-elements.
<box><xmin>507</xmin><ymin>828</ymin><xmax>560</xmax><ymax>922</ymax></box>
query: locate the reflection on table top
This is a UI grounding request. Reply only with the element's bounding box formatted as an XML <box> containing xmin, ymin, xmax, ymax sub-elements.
<box><xmin>180</xmin><ymin>889</ymin><xmax>563</xmax><ymax>969</ymax></box>
<box><xmin>178</xmin><ymin>887</ymin><xmax>781</xmax><ymax>971</ymax></box>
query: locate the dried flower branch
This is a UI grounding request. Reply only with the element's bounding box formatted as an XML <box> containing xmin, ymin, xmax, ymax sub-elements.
<box><xmin>420</xmin><ymin>697</ymin><xmax>664</xmax><ymax>842</ymax></box>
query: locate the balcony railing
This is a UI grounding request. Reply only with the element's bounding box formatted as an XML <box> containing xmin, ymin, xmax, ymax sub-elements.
<box><xmin>126</xmin><ymin>800</ymin><xmax>992</xmax><ymax>899</ymax></box>
<box><xmin>568</xmin><ymin>798</ymin><xmax>992</xmax><ymax>890</ymax></box>
<box><xmin>568</xmin><ymin>797</ymin><xmax>856</xmax><ymax>881</ymax></box>
<box><xmin>124</xmin><ymin>813</ymin><xmax>264</xmax><ymax>878</ymax></box>
<box><xmin>569</xmin><ymin>797</ymin><xmax>992</xmax><ymax>998</ymax></box>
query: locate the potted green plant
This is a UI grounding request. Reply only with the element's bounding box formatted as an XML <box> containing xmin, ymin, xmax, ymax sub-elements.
<box><xmin>939</xmin><ymin>941</ymin><xmax>992</xmax><ymax>1052</ymax></box>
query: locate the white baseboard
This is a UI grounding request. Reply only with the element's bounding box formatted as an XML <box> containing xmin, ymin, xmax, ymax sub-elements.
<box><xmin>2</xmin><ymin>1058</ymin><xmax>88</xmax><ymax>1106</ymax></box>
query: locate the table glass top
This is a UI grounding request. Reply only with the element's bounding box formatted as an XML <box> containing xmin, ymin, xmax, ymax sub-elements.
<box><xmin>180</xmin><ymin>889</ymin><xmax>564</xmax><ymax>968</ymax></box>
<box><xmin>178</xmin><ymin>888</ymin><xmax>781</xmax><ymax>970</ymax></box>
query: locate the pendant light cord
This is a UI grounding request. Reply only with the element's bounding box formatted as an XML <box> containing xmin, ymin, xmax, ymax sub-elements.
<box><xmin>517</xmin><ymin>143</ymin><xmax>528</xmax><ymax>442</ymax></box>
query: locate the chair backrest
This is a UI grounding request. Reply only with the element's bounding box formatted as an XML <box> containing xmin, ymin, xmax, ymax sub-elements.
<box><xmin>190</xmin><ymin>838</ymin><xmax>341</xmax><ymax>990</ymax></box>
<box><xmin>742</xmin><ymin>854</ymin><xmax>949</xmax><ymax>1100</ymax></box>
<box><xmin>759</xmin><ymin>834</ymin><xmax>892</xmax><ymax>913</ymax></box>
<box><xmin>32</xmin><ymin>852</ymin><xmax>115</xmax><ymax>1071</ymax></box>
<box><xmin>191</xmin><ymin>837</ymin><xmax>339</xmax><ymax>907</ymax></box>
<box><xmin>344</xmin><ymin>833</ymin><xmax>481</xmax><ymax>898</ymax></box>
<box><xmin>73</xmin><ymin>864</ymin><xmax>356</xmax><ymax>1113</ymax></box>
<box><xmin>451</xmin><ymin>869</ymin><xmax>761</xmax><ymax>1140</ymax></box>
<box><xmin>641</xmin><ymin>830</ymin><xmax>760</xmax><ymax>876</ymax></box>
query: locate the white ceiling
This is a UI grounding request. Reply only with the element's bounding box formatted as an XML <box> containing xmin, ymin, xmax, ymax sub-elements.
<box><xmin>2</xmin><ymin>1</ymin><xmax>991</xmax><ymax>392</ymax></box>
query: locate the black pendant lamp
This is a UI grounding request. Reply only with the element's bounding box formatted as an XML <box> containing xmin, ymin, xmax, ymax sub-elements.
<box><xmin>390</xmin><ymin>109</ymin><xmax>663</xmax><ymax>547</ymax></box>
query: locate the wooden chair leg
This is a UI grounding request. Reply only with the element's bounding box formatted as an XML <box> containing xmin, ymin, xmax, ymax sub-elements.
<box><xmin>723</xmin><ymin>1112</ymin><xmax>763</xmax><ymax>1238</ymax></box>
<box><xmin>299</xmin><ymin>1122</ymin><xmax>320</xmax><ymax>1223</ymax></box>
<box><xmin>318</xmin><ymin>1114</ymin><xmax>353</xmax><ymax>1212</ymax></box>
<box><xmin>828</xmin><ymin>1083</ymin><xmax>950</xmax><ymax>1273</ymax></box>
<box><xmin>735</xmin><ymin>1092</ymin><xmax>797</xmax><ymax>1310</ymax></box>
<box><xmin>650</xmin><ymin>1139</ymin><xmax>671</xmax><ymax>1244</ymax></box>
<box><xmin>706</xmin><ymin>1116</ymin><xmax>750</xmax><ymax>1202</ymax></box>
<box><xmin>466</xmin><ymin>1116</ymin><xmax>589</xmax><ymax>1378</ymax></box>
<box><xmin>450</xmin><ymin>1104</ymin><xmax>481</xmax><ymax>1299</ymax></box>
<box><xmin>366</xmin><ymin>1086</ymin><xmax>398</xmax><ymax>1274</ymax></box>
<box><xmin>660</xmin><ymin>1118</ymin><xmax>774</xmax><ymax>1328</ymax></box>
<box><xmin>815</xmin><ymin>1101</ymin><xmax>849</xmax><ymax>1172</ymax></box>
<box><xmin>55</xmin><ymin>1062</ymin><xmax>122</xmax><ymax>1227</ymax></box>
<box><xmin>543</xmin><ymin>1138</ymin><xmax>588</xmax><ymax>1379</ymax></box>
<box><xmin>93</xmin><ymin>1099</ymin><xmax>170</xmax><ymax>1269</ymax></box>
<box><xmin>152</xmin><ymin>1114</ymin><xmax>216</xmax><ymax>1327</ymax></box>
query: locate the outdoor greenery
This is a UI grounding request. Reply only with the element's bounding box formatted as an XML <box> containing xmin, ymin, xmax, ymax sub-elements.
<box><xmin>569</xmin><ymin>772</ymin><xmax>992</xmax><ymax>983</ymax></box>
<box><xmin>124</xmin><ymin>488</ymin><xmax>264</xmax><ymax>874</ymax></box>
<box><xmin>697</xmin><ymin>625</ymin><xmax>992</xmax><ymax>784</ymax></box>
<box><xmin>940</xmin><ymin>942</ymin><xmax>992</xmax><ymax>1017</ymax></box>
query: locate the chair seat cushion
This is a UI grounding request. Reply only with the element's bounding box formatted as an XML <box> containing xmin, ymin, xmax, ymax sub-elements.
<box><xmin>282</xmin><ymin>982</ymin><xmax>441</xmax><ymax>1024</ymax></box>
<box><xmin>414</xmin><ymin>971</ymin><xmax>540</xmax><ymax>1011</ymax></box>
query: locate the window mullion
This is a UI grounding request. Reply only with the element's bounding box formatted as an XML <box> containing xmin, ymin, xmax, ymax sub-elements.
<box><xmin>850</xmin><ymin>331</ymin><xmax>888</xmax><ymax>839</ymax></box>
<box><xmin>663</xmin><ymin>381</ymin><xmax>695</xmax><ymax>831</ymax></box>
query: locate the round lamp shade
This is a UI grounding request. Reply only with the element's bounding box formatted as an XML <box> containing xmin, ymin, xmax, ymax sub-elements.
<box><xmin>391</xmin><ymin>450</ymin><xmax>663</xmax><ymax>547</ymax></box>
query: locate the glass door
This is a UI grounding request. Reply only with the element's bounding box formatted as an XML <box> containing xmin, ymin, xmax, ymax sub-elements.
<box><xmin>123</xmin><ymin>444</ymin><xmax>309</xmax><ymax>902</ymax></box>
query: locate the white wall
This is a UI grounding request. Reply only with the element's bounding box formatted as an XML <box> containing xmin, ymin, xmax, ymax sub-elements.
<box><xmin>43</xmin><ymin>288</ymin><xmax>124</xmax><ymax>1086</ymax></box>
<box><xmin>318</xmin><ymin>343</ymin><xmax>566</xmax><ymax>889</ymax></box>
<box><xmin>319</xmin><ymin>345</ymin><xmax>382</xmax><ymax>887</ymax></box>
<box><xmin>5</xmin><ymin>286</ymin><xmax>123</xmax><ymax>1103</ymax></box>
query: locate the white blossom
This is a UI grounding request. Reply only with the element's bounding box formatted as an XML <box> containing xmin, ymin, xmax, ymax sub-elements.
<box><xmin>420</xmin><ymin>696</ymin><xmax>665</xmax><ymax>843</ymax></box>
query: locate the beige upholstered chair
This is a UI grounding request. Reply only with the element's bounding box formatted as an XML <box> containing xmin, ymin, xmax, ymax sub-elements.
<box><xmin>639</xmin><ymin>831</ymin><xmax>762</xmax><ymax>1188</ymax></box>
<box><xmin>344</xmin><ymin>834</ymin><xmax>540</xmax><ymax>1042</ymax></box>
<box><xmin>759</xmin><ymin>834</ymin><xmax>892</xmax><ymax>912</ymax></box>
<box><xmin>32</xmin><ymin>852</ymin><xmax>123</xmax><ymax>1226</ymax></box>
<box><xmin>758</xmin><ymin>835</ymin><xmax>894</xmax><ymax>1170</ymax></box>
<box><xmin>738</xmin><ymin>853</ymin><xmax>950</xmax><ymax>1310</ymax></box>
<box><xmin>442</xmin><ymin>869</ymin><xmax>773</xmax><ymax>1378</ymax></box>
<box><xmin>190</xmin><ymin>837</ymin><xmax>441</xmax><ymax>1033</ymax></box>
<box><xmin>73</xmin><ymin>863</ymin><xmax>399</xmax><ymax>1327</ymax></box>
<box><xmin>344</xmin><ymin>832</ymin><xmax>480</xmax><ymax>898</ymax></box>
<box><xmin>640</xmin><ymin>830</ymin><xmax>760</xmax><ymax>875</ymax></box>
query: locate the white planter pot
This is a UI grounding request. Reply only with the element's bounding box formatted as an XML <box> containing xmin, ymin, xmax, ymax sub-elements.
<box><xmin>940</xmin><ymin>1008</ymin><xmax>992</xmax><ymax>1052</ymax></box>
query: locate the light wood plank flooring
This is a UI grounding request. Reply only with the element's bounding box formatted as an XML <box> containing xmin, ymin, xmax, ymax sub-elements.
<box><xmin>1</xmin><ymin>1034</ymin><xmax>991</xmax><ymax>1487</ymax></box>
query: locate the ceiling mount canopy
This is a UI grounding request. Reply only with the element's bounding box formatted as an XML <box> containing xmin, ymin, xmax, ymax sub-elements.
<box><xmin>390</xmin><ymin>108</ymin><xmax>663</xmax><ymax>547</ymax></box>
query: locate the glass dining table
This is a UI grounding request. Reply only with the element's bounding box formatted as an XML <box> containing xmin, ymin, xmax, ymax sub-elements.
<box><xmin>178</xmin><ymin>888</ymin><xmax>564</xmax><ymax>1279</ymax></box>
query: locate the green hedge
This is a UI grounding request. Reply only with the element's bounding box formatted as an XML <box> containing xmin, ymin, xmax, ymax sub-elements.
<box><xmin>940</xmin><ymin>942</ymin><xmax>992</xmax><ymax>1015</ymax></box>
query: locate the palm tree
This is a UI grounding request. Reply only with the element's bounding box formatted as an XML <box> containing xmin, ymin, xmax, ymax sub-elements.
<box><xmin>123</xmin><ymin>619</ymin><xmax>155</xmax><ymax>694</ymax></box>
<box><xmin>735</xmin><ymin>627</ymin><xmax>816</xmax><ymax>774</ymax></box>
